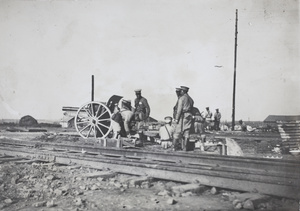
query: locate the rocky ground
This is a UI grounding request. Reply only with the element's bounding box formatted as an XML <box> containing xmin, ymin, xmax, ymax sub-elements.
<box><xmin>0</xmin><ymin>127</ymin><xmax>299</xmax><ymax>210</ymax></box>
<box><xmin>0</xmin><ymin>161</ymin><xmax>298</xmax><ymax>211</ymax></box>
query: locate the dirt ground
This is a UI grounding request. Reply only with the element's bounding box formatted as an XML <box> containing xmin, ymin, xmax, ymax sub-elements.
<box><xmin>0</xmin><ymin>161</ymin><xmax>298</xmax><ymax>211</ymax></box>
<box><xmin>0</xmin><ymin>126</ymin><xmax>299</xmax><ymax>211</ymax></box>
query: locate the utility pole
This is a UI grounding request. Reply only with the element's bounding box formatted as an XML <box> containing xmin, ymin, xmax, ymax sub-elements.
<box><xmin>232</xmin><ymin>9</ymin><xmax>238</xmax><ymax>131</ymax></box>
<box><xmin>91</xmin><ymin>75</ymin><xmax>94</xmax><ymax>101</ymax></box>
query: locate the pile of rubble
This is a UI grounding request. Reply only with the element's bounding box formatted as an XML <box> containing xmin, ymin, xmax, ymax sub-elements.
<box><xmin>0</xmin><ymin>160</ymin><xmax>298</xmax><ymax>210</ymax></box>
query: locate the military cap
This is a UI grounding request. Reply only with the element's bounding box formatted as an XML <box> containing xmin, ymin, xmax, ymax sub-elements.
<box><xmin>134</xmin><ymin>89</ymin><xmax>142</xmax><ymax>93</ymax></box>
<box><xmin>180</xmin><ymin>86</ymin><xmax>189</xmax><ymax>92</ymax></box>
<box><xmin>206</xmin><ymin>107</ymin><xmax>209</xmax><ymax>109</ymax></box>
<box><xmin>164</xmin><ymin>116</ymin><xmax>173</xmax><ymax>123</ymax></box>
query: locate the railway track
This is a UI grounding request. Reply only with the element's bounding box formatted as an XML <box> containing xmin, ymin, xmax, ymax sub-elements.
<box><xmin>0</xmin><ymin>138</ymin><xmax>299</xmax><ymax>199</ymax></box>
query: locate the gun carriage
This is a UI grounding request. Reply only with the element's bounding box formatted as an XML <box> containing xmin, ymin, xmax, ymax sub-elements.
<box><xmin>74</xmin><ymin>95</ymin><xmax>126</xmax><ymax>139</ymax></box>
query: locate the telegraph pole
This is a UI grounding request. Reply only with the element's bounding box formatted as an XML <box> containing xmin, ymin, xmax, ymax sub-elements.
<box><xmin>232</xmin><ymin>9</ymin><xmax>238</xmax><ymax>131</ymax></box>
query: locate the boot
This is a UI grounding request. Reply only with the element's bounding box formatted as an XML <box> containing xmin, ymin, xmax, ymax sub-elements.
<box><xmin>172</xmin><ymin>138</ymin><xmax>179</xmax><ymax>151</ymax></box>
<box><xmin>181</xmin><ymin>138</ymin><xmax>187</xmax><ymax>151</ymax></box>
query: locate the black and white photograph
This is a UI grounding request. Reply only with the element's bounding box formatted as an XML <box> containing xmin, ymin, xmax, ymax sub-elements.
<box><xmin>0</xmin><ymin>0</ymin><xmax>299</xmax><ymax>210</ymax></box>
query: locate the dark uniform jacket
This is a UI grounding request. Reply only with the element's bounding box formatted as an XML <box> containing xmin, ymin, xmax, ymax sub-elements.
<box><xmin>134</xmin><ymin>97</ymin><xmax>150</xmax><ymax>118</ymax></box>
<box><xmin>175</xmin><ymin>93</ymin><xmax>194</xmax><ymax>121</ymax></box>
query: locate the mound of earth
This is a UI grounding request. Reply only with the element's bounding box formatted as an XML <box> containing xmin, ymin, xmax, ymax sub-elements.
<box><xmin>19</xmin><ymin>115</ymin><xmax>38</xmax><ymax>127</ymax></box>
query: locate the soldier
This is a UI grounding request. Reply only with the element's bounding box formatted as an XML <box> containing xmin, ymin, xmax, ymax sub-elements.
<box><xmin>134</xmin><ymin>89</ymin><xmax>150</xmax><ymax>130</ymax></box>
<box><xmin>119</xmin><ymin>99</ymin><xmax>134</xmax><ymax>137</ymax></box>
<box><xmin>239</xmin><ymin>119</ymin><xmax>247</xmax><ymax>132</ymax></box>
<box><xmin>159</xmin><ymin>116</ymin><xmax>175</xmax><ymax>149</ymax></box>
<box><xmin>192</xmin><ymin>107</ymin><xmax>206</xmax><ymax>144</ymax></box>
<box><xmin>214</xmin><ymin>108</ymin><xmax>221</xmax><ymax>131</ymax></box>
<box><xmin>173</xmin><ymin>87</ymin><xmax>181</xmax><ymax>119</ymax></box>
<box><xmin>173</xmin><ymin>86</ymin><xmax>194</xmax><ymax>151</ymax></box>
<box><xmin>204</xmin><ymin>107</ymin><xmax>213</xmax><ymax>130</ymax></box>
<box><xmin>111</xmin><ymin>104</ymin><xmax>122</xmax><ymax>138</ymax></box>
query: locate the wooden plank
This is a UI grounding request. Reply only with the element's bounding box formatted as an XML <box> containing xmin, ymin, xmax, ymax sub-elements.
<box><xmin>282</xmin><ymin>143</ymin><xmax>299</xmax><ymax>147</ymax></box>
<box><xmin>28</xmin><ymin>128</ymin><xmax>47</xmax><ymax>132</ymax></box>
<box><xmin>282</xmin><ymin>141</ymin><xmax>299</xmax><ymax>144</ymax></box>
<box><xmin>1</xmin><ymin>139</ymin><xmax>300</xmax><ymax>173</ymax></box>
<box><xmin>0</xmin><ymin>157</ymin><xmax>27</xmax><ymax>163</ymax></box>
<box><xmin>279</xmin><ymin>129</ymin><xmax>300</xmax><ymax>133</ymax></box>
<box><xmin>1</xmin><ymin>146</ymin><xmax>299</xmax><ymax>199</ymax></box>
<box><xmin>278</xmin><ymin>127</ymin><xmax>300</xmax><ymax>131</ymax></box>
<box><xmin>122</xmin><ymin>140</ymin><xmax>136</xmax><ymax>148</ymax></box>
<box><xmin>278</xmin><ymin>125</ymin><xmax>300</xmax><ymax>129</ymax></box>
<box><xmin>280</xmin><ymin>135</ymin><xmax>300</xmax><ymax>138</ymax></box>
<box><xmin>101</xmin><ymin>153</ymin><xmax>122</xmax><ymax>158</ymax></box>
<box><xmin>0</xmin><ymin>155</ymin><xmax>13</xmax><ymax>158</ymax></box>
<box><xmin>278</xmin><ymin>130</ymin><xmax>300</xmax><ymax>133</ymax></box>
<box><xmin>82</xmin><ymin>171</ymin><xmax>116</xmax><ymax>179</ymax></box>
<box><xmin>2</xmin><ymin>145</ymin><xmax>298</xmax><ymax>181</ymax></box>
<box><xmin>85</xmin><ymin>138</ymin><xmax>121</xmax><ymax>148</ymax></box>
<box><xmin>14</xmin><ymin>159</ymin><xmax>44</xmax><ymax>164</ymax></box>
<box><xmin>54</xmin><ymin>154</ymin><xmax>300</xmax><ymax>199</ymax></box>
<box><xmin>278</xmin><ymin>124</ymin><xmax>300</xmax><ymax>127</ymax></box>
<box><xmin>281</xmin><ymin>138</ymin><xmax>300</xmax><ymax>141</ymax></box>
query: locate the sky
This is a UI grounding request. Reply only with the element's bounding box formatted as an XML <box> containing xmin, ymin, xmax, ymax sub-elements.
<box><xmin>0</xmin><ymin>0</ymin><xmax>299</xmax><ymax>122</ymax></box>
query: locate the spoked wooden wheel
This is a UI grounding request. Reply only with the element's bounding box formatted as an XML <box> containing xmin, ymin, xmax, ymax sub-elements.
<box><xmin>74</xmin><ymin>101</ymin><xmax>112</xmax><ymax>139</ymax></box>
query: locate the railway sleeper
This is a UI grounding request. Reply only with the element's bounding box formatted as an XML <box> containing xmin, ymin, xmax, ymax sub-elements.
<box><xmin>0</xmin><ymin>154</ymin><xmax>293</xmax><ymax>210</ymax></box>
<box><xmin>0</xmin><ymin>146</ymin><xmax>299</xmax><ymax>199</ymax></box>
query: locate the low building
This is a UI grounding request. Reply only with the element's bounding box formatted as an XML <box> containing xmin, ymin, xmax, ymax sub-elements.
<box><xmin>60</xmin><ymin>107</ymin><xmax>79</xmax><ymax>128</ymax></box>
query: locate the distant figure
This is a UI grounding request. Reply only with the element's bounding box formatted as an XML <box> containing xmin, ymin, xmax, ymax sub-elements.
<box><xmin>246</xmin><ymin>125</ymin><xmax>256</xmax><ymax>132</ymax></box>
<box><xmin>173</xmin><ymin>87</ymin><xmax>181</xmax><ymax>119</ymax></box>
<box><xmin>221</xmin><ymin>124</ymin><xmax>229</xmax><ymax>131</ymax></box>
<box><xmin>173</xmin><ymin>86</ymin><xmax>194</xmax><ymax>151</ymax></box>
<box><xmin>204</xmin><ymin>107</ymin><xmax>213</xmax><ymax>130</ymax></box>
<box><xmin>134</xmin><ymin>89</ymin><xmax>150</xmax><ymax>130</ymax></box>
<box><xmin>119</xmin><ymin>99</ymin><xmax>134</xmax><ymax>137</ymax></box>
<box><xmin>214</xmin><ymin>109</ymin><xmax>221</xmax><ymax>131</ymax></box>
<box><xmin>159</xmin><ymin>116</ymin><xmax>175</xmax><ymax>149</ymax></box>
<box><xmin>239</xmin><ymin>120</ymin><xmax>247</xmax><ymax>132</ymax></box>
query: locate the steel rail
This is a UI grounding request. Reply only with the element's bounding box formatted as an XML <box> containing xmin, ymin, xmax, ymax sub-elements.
<box><xmin>1</xmin><ymin>138</ymin><xmax>300</xmax><ymax>173</ymax></box>
<box><xmin>0</xmin><ymin>144</ymin><xmax>299</xmax><ymax>199</ymax></box>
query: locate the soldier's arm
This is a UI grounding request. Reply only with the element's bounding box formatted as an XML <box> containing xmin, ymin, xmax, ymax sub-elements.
<box><xmin>143</xmin><ymin>98</ymin><xmax>150</xmax><ymax>118</ymax></box>
<box><xmin>134</xmin><ymin>99</ymin><xmax>139</xmax><ymax>109</ymax></box>
<box><xmin>175</xmin><ymin>98</ymin><xmax>183</xmax><ymax>122</ymax></box>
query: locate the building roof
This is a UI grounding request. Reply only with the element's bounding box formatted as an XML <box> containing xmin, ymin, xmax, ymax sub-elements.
<box><xmin>61</xmin><ymin>116</ymin><xmax>75</xmax><ymax>122</ymax></box>
<box><xmin>264</xmin><ymin>115</ymin><xmax>300</xmax><ymax>123</ymax></box>
<box><xmin>148</xmin><ymin>116</ymin><xmax>158</xmax><ymax>122</ymax></box>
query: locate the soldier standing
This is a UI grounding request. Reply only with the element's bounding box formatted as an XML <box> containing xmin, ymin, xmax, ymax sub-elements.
<box><xmin>204</xmin><ymin>107</ymin><xmax>213</xmax><ymax>130</ymax></box>
<box><xmin>173</xmin><ymin>87</ymin><xmax>181</xmax><ymax>119</ymax></box>
<box><xmin>173</xmin><ymin>86</ymin><xmax>194</xmax><ymax>151</ymax></box>
<box><xmin>134</xmin><ymin>89</ymin><xmax>150</xmax><ymax>130</ymax></box>
<box><xmin>214</xmin><ymin>108</ymin><xmax>221</xmax><ymax>131</ymax></box>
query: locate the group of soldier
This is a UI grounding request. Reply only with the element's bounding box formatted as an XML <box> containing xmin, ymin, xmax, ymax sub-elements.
<box><xmin>111</xmin><ymin>87</ymin><xmax>221</xmax><ymax>151</ymax></box>
<box><xmin>111</xmin><ymin>89</ymin><xmax>150</xmax><ymax>138</ymax></box>
<box><xmin>163</xmin><ymin>86</ymin><xmax>222</xmax><ymax>151</ymax></box>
